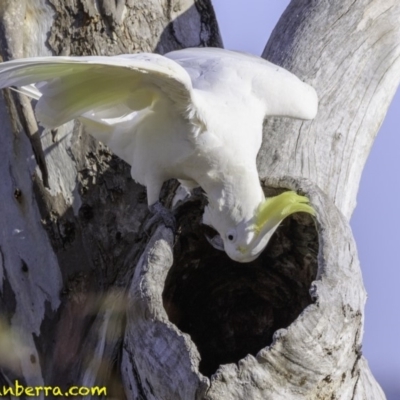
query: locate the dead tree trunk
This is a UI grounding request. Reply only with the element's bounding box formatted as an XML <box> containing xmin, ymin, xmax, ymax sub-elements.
<box><xmin>0</xmin><ymin>0</ymin><xmax>398</xmax><ymax>399</ymax></box>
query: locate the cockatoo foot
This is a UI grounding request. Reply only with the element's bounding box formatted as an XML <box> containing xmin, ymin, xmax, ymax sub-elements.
<box><xmin>146</xmin><ymin>201</ymin><xmax>176</xmax><ymax>231</ymax></box>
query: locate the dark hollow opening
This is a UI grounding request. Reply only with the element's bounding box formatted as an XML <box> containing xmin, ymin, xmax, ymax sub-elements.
<box><xmin>162</xmin><ymin>195</ymin><xmax>319</xmax><ymax>377</ymax></box>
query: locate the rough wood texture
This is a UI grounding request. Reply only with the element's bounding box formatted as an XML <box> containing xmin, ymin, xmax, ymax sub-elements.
<box><xmin>0</xmin><ymin>0</ymin><xmax>396</xmax><ymax>399</ymax></box>
<box><xmin>122</xmin><ymin>177</ymin><xmax>385</xmax><ymax>399</ymax></box>
<box><xmin>0</xmin><ymin>0</ymin><xmax>221</xmax><ymax>396</ymax></box>
<box><xmin>163</xmin><ymin>193</ymin><xmax>318</xmax><ymax>378</ymax></box>
<box><xmin>259</xmin><ymin>0</ymin><xmax>400</xmax><ymax>219</ymax></box>
<box><xmin>47</xmin><ymin>0</ymin><xmax>220</xmax><ymax>56</ymax></box>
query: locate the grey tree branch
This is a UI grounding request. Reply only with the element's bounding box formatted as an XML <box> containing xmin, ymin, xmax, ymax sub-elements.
<box><xmin>260</xmin><ymin>0</ymin><xmax>400</xmax><ymax>219</ymax></box>
<box><xmin>0</xmin><ymin>0</ymin><xmax>395</xmax><ymax>399</ymax></box>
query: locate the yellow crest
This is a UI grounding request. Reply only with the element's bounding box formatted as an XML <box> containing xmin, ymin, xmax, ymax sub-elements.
<box><xmin>254</xmin><ymin>191</ymin><xmax>315</xmax><ymax>235</ymax></box>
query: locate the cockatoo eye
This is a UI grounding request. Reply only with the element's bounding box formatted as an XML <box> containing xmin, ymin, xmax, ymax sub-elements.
<box><xmin>226</xmin><ymin>230</ymin><xmax>236</xmax><ymax>242</ymax></box>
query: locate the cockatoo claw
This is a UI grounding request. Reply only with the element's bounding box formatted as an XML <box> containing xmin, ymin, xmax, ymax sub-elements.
<box><xmin>146</xmin><ymin>201</ymin><xmax>176</xmax><ymax>232</ymax></box>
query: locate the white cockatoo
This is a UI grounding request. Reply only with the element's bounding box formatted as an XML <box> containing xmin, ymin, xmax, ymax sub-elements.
<box><xmin>0</xmin><ymin>48</ymin><xmax>317</xmax><ymax>262</ymax></box>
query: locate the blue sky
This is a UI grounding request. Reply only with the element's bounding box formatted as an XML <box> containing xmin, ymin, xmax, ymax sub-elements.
<box><xmin>212</xmin><ymin>1</ymin><xmax>400</xmax><ymax>397</ymax></box>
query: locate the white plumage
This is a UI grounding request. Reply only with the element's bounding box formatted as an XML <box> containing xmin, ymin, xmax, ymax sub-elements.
<box><xmin>0</xmin><ymin>48</ymin><xmax>318</xmax><ymax>262</ymax></box>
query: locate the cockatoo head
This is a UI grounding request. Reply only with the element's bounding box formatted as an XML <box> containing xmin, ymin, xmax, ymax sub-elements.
<box><xmin>204</xmin><ymin>191</ymin><xmax>315</xmax><ymax>262</ymax></box>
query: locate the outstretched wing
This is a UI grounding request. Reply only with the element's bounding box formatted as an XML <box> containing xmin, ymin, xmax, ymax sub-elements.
<box><xmin>0</xmin><ymin>53</ymin><xmax>195</xmax><ymax>129</ymax></box>
<box><xmin>166</xmin><ymin>47</ymin><xmax>318</xmax><ymax>121</ymax></box>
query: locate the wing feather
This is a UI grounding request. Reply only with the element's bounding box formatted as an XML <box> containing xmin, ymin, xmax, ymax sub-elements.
<box><xmin>167</xmin><ymin>47</ymin><xmax>318</xmax><ymax>121</ymax></box>
<box><xmin>0</xmin><ymin>54</ymin><xmax>194</xmax><ymax>128</ymax></box>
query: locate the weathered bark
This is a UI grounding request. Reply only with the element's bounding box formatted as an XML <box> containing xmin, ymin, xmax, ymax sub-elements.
<box><xmin>0</xmin><ymin>0</ymin><xmax>221</xmax><ymax>397</ymax></box>
<box><xmin>260</xmin><ymin>0</ymin><xmax>400</xmax><ymax>220</ymax></box>
<box><xmin>0</xmin><ymin>0</ymin><xmax>397</xmax><ymax>399</ymax></box>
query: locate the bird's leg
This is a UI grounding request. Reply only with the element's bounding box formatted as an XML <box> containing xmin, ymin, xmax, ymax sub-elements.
<box><xmin>147</xmin><ymin>201</ymin><xmax>176</xmax><ymax>231</ymax></box>
<box><xmin>172</xmin><ymin>180</ymin><xmax>201</xmax><ymax>207</ymax></box>
<box><xmin>144</xmin><ymin>179</ymin><xmax>176</xmax><ymax>231</ymax></box>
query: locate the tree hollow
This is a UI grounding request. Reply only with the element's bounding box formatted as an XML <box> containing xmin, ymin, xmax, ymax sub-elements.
<box><xmin>162</xmin><ymin>193</ymin><xmax>318</xmax><ymax>377</ymax></box>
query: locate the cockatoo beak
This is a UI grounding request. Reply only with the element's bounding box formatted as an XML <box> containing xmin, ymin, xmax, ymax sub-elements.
<box><xmin>239</xmin><ymin>191</ymin><xmax>315</xmax><ymax>262</ymax></box>
<box><xmin>204</xmin><ymin>191</ymin><xmax>315</xmax><ymax>262</ymax></box>
<box><xmin>206</xmin><ymin>234</ymin><xmax>225</xmax><ymax>251</ymax></box>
